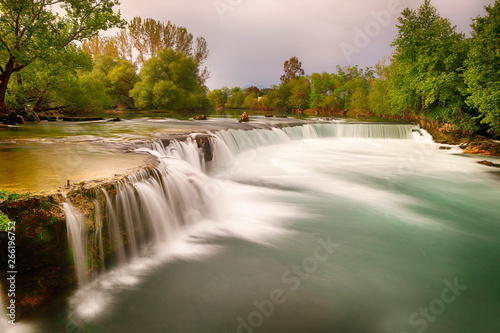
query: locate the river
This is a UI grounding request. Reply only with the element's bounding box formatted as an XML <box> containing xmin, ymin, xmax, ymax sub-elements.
<box><xmin>1</xmin><ymin>119</ymin><xmax>500</xmax><ymax>333</ymax></box>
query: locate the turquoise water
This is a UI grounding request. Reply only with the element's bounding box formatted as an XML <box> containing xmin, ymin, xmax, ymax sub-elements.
<box><xmin>3</xmin><ymin>124</ymin><xmax>500</xmax><ymax>333</ymax></box>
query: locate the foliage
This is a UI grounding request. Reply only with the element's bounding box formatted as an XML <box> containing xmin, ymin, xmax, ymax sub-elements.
<box><xmin>226</xmin><ymin>87</ymin><xmax>245</xmax><ymax>109</ymax></box>
<box><xmin>288</xmin><ymin>77</ymin><xmax>311</xmax><ymax>111</ymax></box>
<box><xmin>6</xmin><ymin>45</ymin><xmax>93</xmax><ymax>113</ymax></box>
<box><xmin>207</xmin><ymin>87</ymin><xmax>230</xmax><ymax>109</ymax></box>
<box><xmin>280</xmin><ymin>56</ymin><xmax>305</xmax><ymax>84</ymax></box>
<box><xmin>0</xmin><ymin>0</ymin><xmax>125</xmax><ymax>114</ymax></box>
<box><xmin>0</xmin><ymin>210</ymin><xmax>12</xmax><ymax>231</ymax></box>
<box><xmin>0</xmin><ymin>189</ymin><xmax>21</xmax><ymax>202</ymax></box>
<box><xmin>464</xmin><ymin>1</ymin><xmax>500</xmax><ymax>137</ymax></box>
<box><xmin>390</xmin><ymin>0</ymin><xmax>473</xmax><ymax>127</ymax></box>
<box><xmin>83</xmin><ymin>17</ymin><xmax>210</xmax><ymax>84</ymax></box>
<box><xmin>368</xmin><ymin>57</ymin><xmax>394</xmax><ymax>116</ymax></box>
<box><xmin>130</xmin><ymin>49</ymin><xmax>208</xmax><ymax>111</ymax></box>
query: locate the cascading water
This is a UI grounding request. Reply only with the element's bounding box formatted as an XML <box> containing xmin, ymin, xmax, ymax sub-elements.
<box><xmin>41</xmin><ymin>121</ymin><xmax>500</xmax><ymax>333</ymax></box>
<box><xmin>62</xmin><ymin>122</ymin><xmax>426</xmax><ymax>286</ymax></box>
<box><xmin>63</xmin><ymin>202</ymin><xmax>89</xmax><ymax>287</ymax></box>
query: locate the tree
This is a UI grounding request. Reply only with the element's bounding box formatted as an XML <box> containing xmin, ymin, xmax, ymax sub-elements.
<box><xmin>6</xmin><ymin>45</ymin><xmax>93</xmax><ymax>113</ymax></box>
<box><xmin>207</xmin><ymin>87</ymin><xmax>230</xmax><ymax>110</ymax></box>
<box><xmin>390</xmin><ymin>0</ymin><xmax>471</xmax><ymax>126</ymax></box>
<box><xmin>288</xmin><ymin>77</ymin><xmax>311</xmax><ymax>111</ymax></box>
<box><xmin>125</xmin><ymin>17</ymin><xmax>210</xmax><ymax>83</ymax></box>
<box><xmin>280</xmin><ymin>56</ymin><xmax>305</xmax><ymax>84</ymax></box>
<box><xmin>464</xmin><ymin>1</ymin><xmax>500</xmax><ymax>136</ymax></box>
<box><xmin>226</xmin><ymin>87</ymin><xmax>245</xmax><ymax>108</ymax></box>
<box><xmin>368</xmin><ymin>57</ymin><xmax>395</xmax><ymax>116</ymax></box>
<box><xmin>130</xmin><ymin>49</ymin><xmax>208</xmax><ymax>111</ymax></box>
<box><xmin>0</xmin><ymin>0</ymin><xmax>124</xmax><ymax>115</ymax></box>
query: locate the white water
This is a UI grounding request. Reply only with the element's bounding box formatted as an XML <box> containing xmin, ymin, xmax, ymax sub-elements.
<box><xmin>62</xmin><ymin>202</ymin><xmax>89</xmax><ymax>287</ymax></box>
<box><xmin>42</xmin><ymin>122</ymin><xmax>500</xmax><ymax>332</ymax></box>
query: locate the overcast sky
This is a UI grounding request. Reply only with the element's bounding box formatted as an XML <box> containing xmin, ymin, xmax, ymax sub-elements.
<box><xmin>116</xmin><ymin>0</ymin><xmax>493</xmax><ymax>90</ymax></box>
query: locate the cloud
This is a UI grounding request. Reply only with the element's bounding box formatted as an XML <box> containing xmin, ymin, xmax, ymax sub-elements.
<box><xmin>116</xmin><ymin>0</ymin><xmax>493</xmax><ymax>89</ymax></box>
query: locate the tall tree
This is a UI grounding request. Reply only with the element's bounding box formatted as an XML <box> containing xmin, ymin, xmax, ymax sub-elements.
<box><xmin>464</xmin><ymin>1</ymin><xmax>500</xmax><ymax>136</ymax></box>
<box><xmin>280</xmin><ymin>56</ymin><xmax>305</xmax><ymax>84</ymax></box>
<box><xmin>390</xmin><ymin>0</ymin><xmax>471</xmax><ymax>125</ymax></box>
<box><xmin>130</xmin><ymin>49</ymin><xmax>208</xmax><ymax>111</ymax></box>
<box><xmin>0</xmin><ymin>0</ymin><xmax>124</xmax><ymax>114</ymax></box>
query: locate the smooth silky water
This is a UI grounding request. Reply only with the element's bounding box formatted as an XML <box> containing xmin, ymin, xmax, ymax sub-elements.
<box><xmin>5</xmin><ymin>122</ymin><xmax>500</xmax><ymax>333</ymax></box>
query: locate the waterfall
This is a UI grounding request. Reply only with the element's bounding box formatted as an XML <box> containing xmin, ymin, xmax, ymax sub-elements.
<box><xmin>62</xmin><ymin>122</ymin><xmax>424</xmax><ymax>286</ymax></box>
<box><xmin>63</xmin><ymin>202</ymin><xmax>89</xmax><ymax>287</ymax></box>
<box><xmin>209</xmin><ymin>123</ymin><xmax>423</xmax><ymax>170</ymax></box>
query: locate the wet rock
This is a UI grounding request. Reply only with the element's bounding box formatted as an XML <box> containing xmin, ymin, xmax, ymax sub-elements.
<box><xmin>193</xmin><ymin>114</ymin><xmax>207</xmax><ymax>120</ymax></box>
<box><xmin>195</xmin><ymin>135</ymin><xmax>213</xmax><ymax>161</ymax></box>
<box><xmin>239</xmin><ymin>112</ymin><xmax>249</xmax><ymax>123</ymax></box>
<box><xmin>439</xmin><ymin>146</ymin><xmax>452</xmax><ymax>150</ymax></box>
<box><xmin>109</xmin><ymin>117</ymin><xmax>121</xmax><ymax>122</ymax></box>
<box><xmin>459</xmin><ymin>142</ymin><xmax>469</xmax><ymax>150</ymax></box>
<box><xmin>478</xmin><ymin>160</ymin><xmax>495</xmax><ymax>167</ymax></box>
<box><xmin>0</xmin><ymin>124</ymin><xmax>9</xmax><ymax>130</ymax></box>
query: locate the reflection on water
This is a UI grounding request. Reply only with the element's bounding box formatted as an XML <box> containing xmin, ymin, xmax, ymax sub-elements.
<box><xmin>0</xmin><ymin>142</ymin><xmax>149</xmax><ymax>193</ymax></box>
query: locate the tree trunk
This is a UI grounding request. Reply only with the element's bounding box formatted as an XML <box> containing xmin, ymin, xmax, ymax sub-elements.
<box><xmin>0</xmin><ymin>59</ymin><xmax>15</xmax><ymax>115</ymax></box>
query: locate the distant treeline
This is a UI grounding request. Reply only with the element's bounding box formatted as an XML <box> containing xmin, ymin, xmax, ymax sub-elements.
<box><xmin>3</xmin><ymin>16</ymin><xmax>211</xmax><ymax>115</ymax></box>
<box><xmin>210</xmin><ymin>0</ymin><xmax>500</xmax><ymax>138</ymax></box>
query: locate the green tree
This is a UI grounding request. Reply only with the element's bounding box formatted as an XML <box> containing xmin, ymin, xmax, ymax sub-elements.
<box><xmin>464</xmin><ymin>1</ymin><xmax>500</xmax><ymax>136</ymax></box>
<box><xmin>368</xmin><ymin>57</ymin><xmax>395</xmax><ymax>116</ymax></box>
<box><xmin>0</xmin><ymin>0</ymin><xmax>124</xmax><ymax>115</ymax></box>
<box><xmin>6</xmin><ymin>45</ymin><xmax>93</xmax><ymax>113</ymax></box>
<box><xmin>130</xmin><ymin>49</ymin><xmax>207</xmax><ymax>111</ymax></box>
<box><xmin>288</xmin><ymin>77</ymin><xmax>311</xmax><ymax>111</ymax></box>
<box><xmin>226</xmin><ymin>87</ymin><xmax>245</xmax><ymax>108</ymax></box>
<box><xmin>207</xmin><ymin>87</ymin><xmax>230</xmax><ymax>110</ymax></box>
<box><xmin>390</xmin><ymin>0</ymin><xmax>471</xmax><ymax>126</ymax></box>
<box><xmin>90</xmin><ymin>55</ymin><xmax>138</xmax><ymax>109</ymax></box>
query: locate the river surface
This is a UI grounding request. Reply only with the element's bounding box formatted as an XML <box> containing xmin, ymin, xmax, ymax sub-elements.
<box><xmin>1</xmin><ymin>119</ymin><xmax>500</xmax><ymax>333</ymax></box>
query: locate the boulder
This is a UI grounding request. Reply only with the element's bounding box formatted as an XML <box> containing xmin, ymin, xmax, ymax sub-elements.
<box><xmin>193</xmin><ymin>114</ymin><xmax>207</xmax><ymax>120</ymax></box>
<box><xmin>239</xmin><ymin>112</ymin><xmax>249</xmax><ymax>123</ymax></box>
<box><xmin>478</xmin><ymin>160</ymin><xmax>495</xmax><ymax>167</ymax></box>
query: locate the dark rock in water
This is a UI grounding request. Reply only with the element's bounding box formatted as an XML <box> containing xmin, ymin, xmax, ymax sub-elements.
<box><xmin>239</xmin><ymin>112</ymin><xmax>249</xmax><ymax>123</ymax></box>
<box><xmin>478</xmin><ymin>160</ymin><xmax>495</xmax><ymax>167</ymax></box>
<box><xmin>0</xmin><ymin>124</ymin><xmax>9</xmax><ymax>130</ymax></box>
<box><xmin>319</xmin><ymin>117</ymin><xmax>337</xmax><ymax>122</ymax></box>
<box><xmin>439</xmin><ymin>146</ymin><xmax>452</xmax><ymax>150</ymax></box>
<box><xmin>193</xmin><ymin>114</ymin><xmax>207</xmax><ymax>120</ymax></box>
<box><xmin>459</xmin><ymin>142</ymin><xmax>469</xmax><ymax>150</ymax></box>
<box><xmin>195</xmin><ymin>135</ymin><xmax>213</xmax><ymax>161</ymax></box>
<box><xmin>61</xmin><ymin>117</ymin><xmax>104</xmax><ymax>121</ymax></box>
<box><xmin>265</xmin><ymin>114</ymin><xmax>274</xmax><ymax>118</ymax></box>
<box><xmin>109</xmin><ymin>117</ymin><xmax>121</xmax><ymax>122</ymax></box>
<box><xmin>411</xmin><ymin>128</ymin><xmax>423</xmax><ymax>136</ymax></box>
<box><xmin>276</xmin><ymin>114</ymin><xmax>288</xmax><ymax>118</ymax></box>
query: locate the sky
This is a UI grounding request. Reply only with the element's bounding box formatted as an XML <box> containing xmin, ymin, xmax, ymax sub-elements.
<box><xmin>115</xmin><ymin>0</ymin><xmax>493</xmax><ymax>90</ymax></box>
